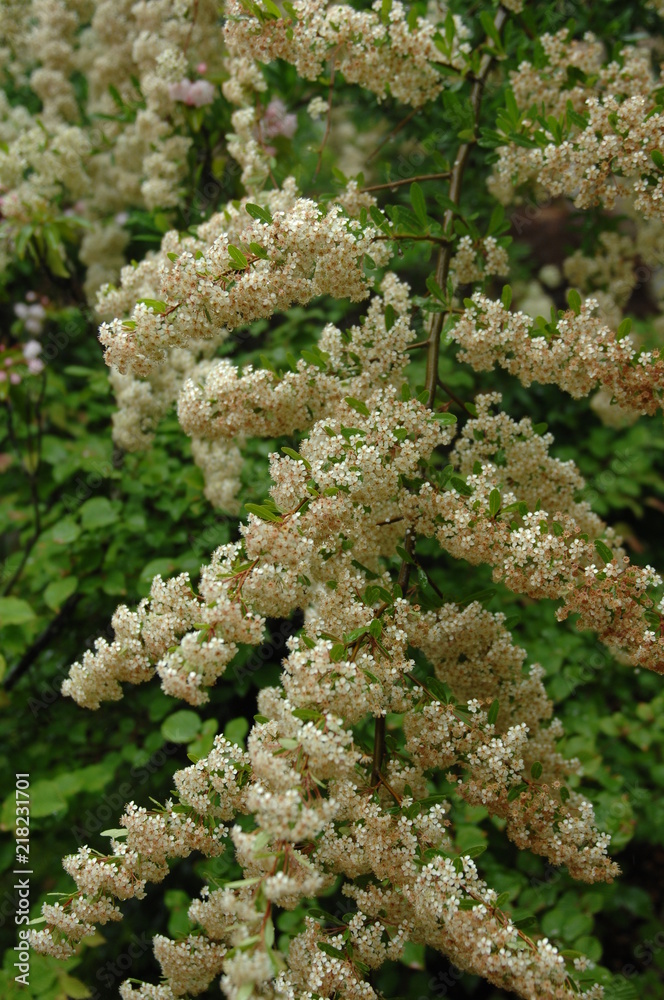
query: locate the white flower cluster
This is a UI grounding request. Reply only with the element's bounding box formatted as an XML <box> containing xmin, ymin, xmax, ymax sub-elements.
<box><xmin>451</xmin><ymin>292</ymin><xmax>664</xmax><ymax>415</ymax></box>
<box><xmin>405</xmin><ymin>464</ymin><xmax>664</xmax><ymax>673</ymax></box>
<box><xmin>489</xmin><ymin>30</ymin><xmax>655</xmax><ymax>205</ymax></box>
<box><xmin>39</xmin><ymin>290</ymin><xmax>628</xmax><ymax>996</ymax></box>
<box><xmin>0</xmin><ymin>0</ymin><xmax>224</xmax><ymax>291</ymax></box>
<box><xmin>224</xmin><ymin>0</ymin><xmax>471</xmax><ymax>108</ymax></box>
<box><xmin>99</xmin><ymin>188</ymin><xmax>389</xmax><ymax>377</ymax></box>
<box><xmin>25</xmin><ymin>8</ymin><xmax>664</xmax><ymax>999</ymax></box>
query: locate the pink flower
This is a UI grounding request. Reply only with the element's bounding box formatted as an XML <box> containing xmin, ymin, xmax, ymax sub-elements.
<box><xmin>168</xmin><ymin>78</ymin><xmax>216</xmax><ymax>107</ymax></box>
<box><xmin>196</xmin><ymin>62</ymin><xmax>208</xmax><ymax>75</ymax></box>
<box><xmin>9</xmin><ymin>372</ymin><xmax>20</xmax><ymax>384</ymax></box>
<box><xmin>259</xmin><ymin>98</ymin><xmax>297</xmax><ymax>141</ymax></box>
<box><xmin>27</xmin><ymin>358</ymin><xmax>45</xmax><ymax>374</ymax></box>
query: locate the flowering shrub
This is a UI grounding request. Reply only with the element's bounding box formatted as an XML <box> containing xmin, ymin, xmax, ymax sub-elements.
<box><xmin>3</xmin><ymin>1</ymin><xmax>664</xmax><ymax>999</ymax></box>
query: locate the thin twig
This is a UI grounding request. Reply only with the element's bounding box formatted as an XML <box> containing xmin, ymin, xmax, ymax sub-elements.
<box><xmin>182</xmin><ymin>0</ymin><xmax>200</xmax><ymax>55</ymax></box>
<box><xmin>424</xmin><ymin>6</ymin><xmax>508</xmax><ymax>407</ymax></box>
<box><xmin>373</xmin><ymin>233</ymin><xmax>449</xmax><ymax>246</ymax></box>
<box><xmin>437</xmin><ymin>377</ymin><xmax>473</xmax><ymax>414</ymax></box>
<box><xmin>360</xmin><ymin>171</ymin><xmax>451</xmax><ymax>194</ymax></box>
<box><xmin>3</xmin><ymin>593</ymin><xmax>81</xmax><ymax>691</ymax></box>
<box><xmin>367</xmin><ymin>108</ymin><xmax>418</xmax><ymax>162</ymax></box>
<box><xmin>315</xmin><ymin>49</ymin><xmax>338</xmax><ymax>179</ymax></box>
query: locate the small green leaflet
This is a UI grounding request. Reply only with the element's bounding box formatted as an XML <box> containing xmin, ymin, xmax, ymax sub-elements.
<box><xmin>345</xmin><ymin>396</ymin><xmax>370</xmax><ymax>416</ymax></box>
<box><xmin>616</xmin><ymin>317</ymin><xmax>632</xmax><ymax>341</ymax></box>
<box><xmin>501</xmin><ymin>285</ymin><xmax>513</xmax><ymax>310</ymax></box>
<box><xmin>248</xmin><ymin>241</ymin><xmax>268</xmax><ymax>259</ymax></box>
<box><xmin>317</xmin><ymin>942</ymin><xmax>346</xmax><ymax>960</ymax></box>
<box><xmin>410</xmin><ymin>182</ymin><xmax>428</xmax><ymax>227</ymax></box>
<box><xmin>261</xmin><ymin>0</ymin><xmax>282</xmax><ymax>17</ymax></box>
<box><xmin>507</xmin><ymin>782</ymin><xmax>528</xmax><ymax>802</ymax></box>
<box><xmin>137</xmin><ymin>298</ymin><xmax>168</xmax><ymax>313</ymax></box>
<box><xmin>489</xmin><ymin>489</ymin><xmax>502</xmax><ymax>518</ymax></box>
<box><xmin>566</xmin><ymin>288</ymin><xmax>582</xmax><ymax>315</ymax></box>
<box><xmin>424</xmin><ymin>675</ymin><xmax>449</xmax><ymax>703</ymax></box>
<box><xmin>396</xmin><ymin>544</ymin><xmax>416</xmax><ymax>565</ymax></box>
<box><xmin>594</xmin><ymin>539</ymin><xmax>614</xmax><ymax>563</ymax></box>
<box><xmin>245</xmin><ymin>202</ymin><xmax>273</xmax><ymax>224</ymax></box>
<box><xmin>449</xmin><ymin>475</ymin><xmax>473</xmax><ymax>497</ymax></box>
<box><xmin>427</xmin><ymin>275</ymin><xmax>447</xmax><ymax>303</ymax></box>
<box><xmin>487</xmin><ymin>699</ymin><xmax>500</xmax><ymax>725</ymax></box>
<box><xmin>228</xmin><ymin>245</ymin><xmax>249</xmax><ymax>269</ymax></box>
<box><xmin>651</xmin><ymin>149</ymin><xmax>664</xmax><ymax>171</ymax></box>
<box><xmin>245</xmin><ymin>503</ymin><xmax>282</xmax><ymax>522</ymax></box>
<box><xmin>530</xmin><ymin>761</ymin><xmax>543</xmax><ymax>780</ymax></box>
<box><xmin>282</xmin><ymin>446</ymin><xmax>310</xmax><ymax>468</ymax></box>
<box><xmin>432</xmin><ymin>411</ymin><xmax>457</xmax><ymax>425</ymax></box>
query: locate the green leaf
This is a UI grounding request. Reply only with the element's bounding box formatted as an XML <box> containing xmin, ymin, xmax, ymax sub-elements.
<box><xmin>224</xmin><ymin>716</ymin><xmax>249</xmax><ymax>747</ymax></box>
<box><xmin>501</xmin><ymin>285</ymin><xmax>513</xmax><ymax>310</ymax></box>
<box><xmin>228</xmin><ymin>244</ymin><xmax>249</xmax><ymax>269</ymax></box>
<box><xmin>489</xmin><ymin>489</ymin><xmax>502</xmax><ymax>518</ymax></box>
<box><xmin>317</xmin><ymin>942</ymin><xmax>346</xmax><ymax>960</ymax></box>
<box><xmin>603</xmin><ymin>978</ymin><xmax>640</xmax><ymax>999</ymax></box>
<box><xmin>292</xmin><ymin>708</ymin><xmax>323</xmax><ymax>722</ymax></box>
<box><xmin>410</xmin><ymin>182</ymin><xmax>428</xmax><ymax>226</ymax></box>
<box><xmin>345</xmin><ymin>396</ymin><xmax>370</xmax><ymax>417</ymax></box>
<box><xmin>616</xmin><ymin>317</ymin><xmax>632</xmax><ymax>341</ymax></box>
<box><xmin>432</xmin><ymin>411</ymin><xmax>457</xmax><ymax>425</ymax></box>
<box><xmin>463</xmin><ymin>843</ymin><xmax>487</xmax><ymax>859</ymax></box>
<box><xmin>396</xmin><ymin>545</ymin><xmax>416</xmax><ymax>565</ymax></box>
<box><xmin>80</xmin><ymin>497</ymin><xmax>119</xmax><ymax>530</ymax></box>
<box><xmin>50</xmin><ymin>518</ymin><xmax>81</xmax><ymax>545</ymax></box>
<box><xmin>44</xmin><ymin>576</ymin><xmax>78</xmax><ymax>611</ymax></box>
<box><xmin>424</xmin><ymin>675</ymin><xmax>449</xmax><ymax>704</ymax></box>
<box><xmin>651</xmin><ymin>149</ymin><xmax>664</xmax><ymax>171</ymax></box>
<box><xmin>426</xmin><ymin>276</ymin><xmax>447</xmax><ymax>303</ymax></box>
<box><xmin>261</xmin><ymin>0</ymin><xmax>282</xmax><ymax>17</ymax></box>
<box><xmin>0</xmin><ymin>596</ymin><xmax>36</xmax><ymax>626</ymax></box>
<box><xmin>487</xmin><ymin>699</ymin><xmax>500</xmax><ymax>725</ymax></box>
<box><xmin>531</xmin><ymin>761</ymin><xmax>543</xmax><ymax>780</ymax></box>
<box><xmin>384</xmin><ymin>303</ymin><xmax>396</xmax><ymax>331</ymax></box>
<box><xmin>58</xmin><ymin>975</ymin><xmax>92</xmax><ymax>998</ymax></box>
<box><xmin>137</xmin><ymin>298</ymin><xmax>169</xmax><ymax>313</ymax></box>
<box><xmin>245</xmin><ymin>202</ymin><xmax>273</xmax><ymax>224</ymax></box>
<box><xmin>594</xmin><ymin>539</ymin><xmax>614</xmax><ymax>564</ymax></box>
<box><xmin>282</xmin><ymin>446</ymin><xmax>311</xmax><ymax>468</ymax></box>
<box><xmin>245</xmin><ymin>503</ymin><xmax>282</xmax><ymax>522</ymax></box>
<box><xmin>162</xmin><ymin>710</ymin><xmax>202</xmax><ymax>743</ymax></box>
<box><xmin>449</xmin><ymin>475</ymin><xmax>473</xmax><ymax>497</ymax></box>
<box><xmin>368</xmin><ymin>618</ymin><xmax>383</xmax><ymax>638</ymax></box>
<box><xmin>567</xmin><ymin>288</ymin><xmax>582</xmax><ymax>315</ymax></box>
<box><xmin>248</xmin><ymin>241</ymin><xmax>268</xmax><ymax>259</ymax></box>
